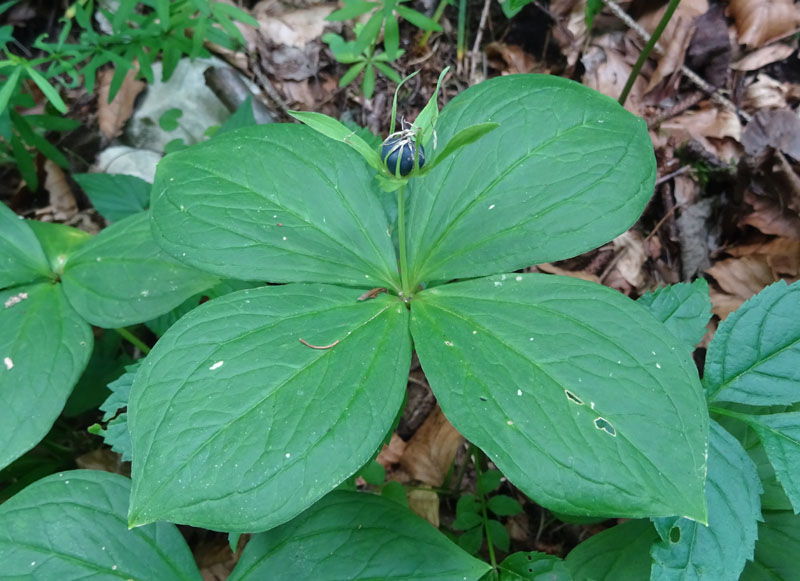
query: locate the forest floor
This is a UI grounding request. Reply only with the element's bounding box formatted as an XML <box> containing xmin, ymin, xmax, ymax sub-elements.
<box><xmin>2</xmin><ymin>0</ymin><xmax>800</xmax><ymax>577</ymax></box>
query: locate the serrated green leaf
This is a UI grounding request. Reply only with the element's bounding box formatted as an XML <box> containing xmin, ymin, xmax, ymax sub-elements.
<box><xmin>488</xmin><ymin>494</ymin><xmax>523</xmax><ymax>516</ymax></box>
<box><xmin>405</xmin><ymin>75</ymin><xmax>655</xmax><ymax>287</ymax></box>
<box><xmin>452</xmin><ymin>511</ymin><xmax>482</xmax><ymax>531</ymax></box>
<box><xmin>128</xmin><ymin>285</ymin><xmax>412</xmax><ymax>531</ymax></box>
<box><xmin>0</xmin><ymin>470</ymin><xmax>201</xmax><ymax>579</ymax></box>
<box><xmin>411</xmin><ymin>274</ymin><xmax>708</xmax><ymax>521</ymax></box>
<box><xmin>26</xmin><ymin>220</ymin><xmax>91</xmax><ymax>275</ymax></box>
<box><xmin>637</xmin><ymin>279</ymin><xmax>711</xmax><ymax>349</ymax></box>
<box><xmin>0</xmin><ymin>283</ymin><xmax>93</xmax><ymax>470</ymax></box>
<box><xmin>650</xmin><ymin>421</ymin><xmax>762</xmax><ymax>581</ymax></box>
<box><xmin>60</xmin><ymin>212</ymin><xmax>219</xmax><ymax>327</ymax></box>
<box><xmin>73</xmin><ymin>172</ymin><xmax>151</xmax><ymax>223</ymax></box>
<box><xmin>457</xmin><ymin>493</ymin><xmax>481</xmax><ymax>515</ymax></box>
<box><xmin>149</xmin><ymin>124</ymin><xmax>396</xmax><ymax>286</ymax></box>
<box><xmin>478</xmin><ymin>469</ymin><xmax>502</xmax><ymax>494</ymax></box>
<box><xmin>705</xmin><ymin>280</ymin><xmax>800</xmax><ymax>405</ymax></box>
<box><xmin>101</xmin><ymin>362</ymin><xmax>140</xmax><ymax>421</ymax></box>
<box><xmin>741</xmin><ymin>511</ymin><xmax>800</xmax><ymax>580</ymax></box>
<box><xmin>228</xmin><ymin>491</ymin><xmax>490</xmax><ymax>580</ymax></box>
<box><xmin>740</xmin><ymin>412</ymin><xmax>800</xmax><ymax>513</ymax></box>
<box><xmin>565</xmin><ymin>519</ymin><xmax>658</xmax><ymax>580</ymax></box>
<box><xmin>90</xmin><ymin>412</ymin><xmax>132</xmax><ymax>460</ymax></box>
<box><xmin>0</xmin><ymin>202</ymin><xmax>50</xmax><ymax>288</ymax></box>
<box><xmin>487</xmin><ymin>518</ymin><xmax>510</xmax><ymax>552</ymax></box>
<box><xmin>499</xmin><ymin>551</ymin><xmax>572</xmax><ymax>580</ymax></box>
<box><xmin>459</xmin><ymin>525</ymin><xmax>483</xmax><ymax>555</ymax></box>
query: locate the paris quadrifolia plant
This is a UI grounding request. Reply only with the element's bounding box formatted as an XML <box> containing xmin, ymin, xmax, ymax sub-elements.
<box><xmin>3</xmin><ymin>68</ymin><xmax>799</xmax><ymax>579</ymax></box>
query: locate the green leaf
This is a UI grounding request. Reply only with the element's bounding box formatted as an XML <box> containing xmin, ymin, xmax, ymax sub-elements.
<box><xmin>362</xmin><ymin>62</ymin><xmax>376</xmax><ymax>98</ymax></box>
<box><xmin>159</xmin><ymin>107</ymin><xmax>183</xmax><ymax>131</ymax></box>
<box><xmin>395</xmin><ymin>5</ymin><xmax>442</xmax><ymax>31</ymax></box>
<box><xmin>216</xmin><ymin>95</ymin><xmax>258</xmax><ymax>136</ymax></box>
<box><xmin>128</xmin><ymin>285</ymin><xmax>412</xmax><ymax>531</ymax></box>
<box><xmin>61</xmin><ymin>212</ymin><xmax>219</xmax><ymax>328</ymax></box>
<box><xmin>359</xmin><ymin>459</ymin><xmax>386</xmax><ymax>485</ymax></box>
<box><xmin>478</xmin><ymin>468</ymin><xmax>502</xmax><ymax>494</ymax></box>
<box><xmin>89</xmin><ymin>412</ymin><xmax>132</xmax><ymax>460</ymax></box>
<box><xmin>405</xmin><ymin>75</ymin><xmax>655</xmax><ymax>287</ymax></box>
<box><xmin>10</xmin><ymin>132</ymin><xmax>37</xmax><ymax>190</ymax></box>
<box><xmin>423</xmin><ymin>122</ymin><xmax>500</xmax><ymax>173</ymax></box>
<box><xmin>26</xmin><ymin>220</ymin><xmax>91</xmax><ymax>275</ymax></box>
<box><xmin>382</xmin><ymin>480</ymin><xmax>408</xmax><ymax>505</ymax></box>
<box><xmin>585</xmin><ymin>0</ymin><xmax>604</xmax><ymax>28</ymax></box>
<box><xmin>499</xmin><ymin>551</ymin><xmax>572</xmax><ymax>581</ymax></box>
<box><xmin>289</xmin><ymin>110</ymin><xmax>383</xmax><ymax>172</ymax></box>
<box><xmin>740</xmin><ymin>412</ymin><xmax>800</xmax><ymax>513</ymax></box>
<box><xmin>327</xmin><ymin>0</ymin><xmax>376</xmax><ymax>21</ymax></box>
<box><xmin>459</xmin><ymin>525</ymin><xmax>483</xmax><ymax>555</ymax></box>
<box><xmin>228</xmin><ymin>491</ymin><xmax>491</xmax><ymax>580</ymax></box>
<box><xmin>412</xmin><ymin>67</ymin><xmax>448</xmax><ymax>151</ymax></box>
<box><xmin>705</xmin><ymin>280</ymin><xmax>800</xmax><ymax>405</ymax></box>
<box><xmin>339</xmin><ymin>61</ymin><xmax>368</xmax><ymax>87</ymax></box>
<box><xmin>0</xmin><ymin>470</ymin><xmax>201</xmax><ymax>579</ymax></box>
<box><xmin>25</xmin><ymin>113</ymin><xmax>81</xmax><ymax>131</ymax></box>
<box><xmin>383</xmin><ymin>14</ymin><xmax>399</xmax><ymax>60</ymax></box>
<box><xmin>73</xmin><ymin>172</ymin><xmax>151</xmax><ymax>222</ymax></box>
<box><xmin>211</xmin><ymin>1</ymin><xmax>259</xmax><ymax>27</ymax></box>
<box><xmin>457</xmin><ymin>493</ymin><xmax>481</xmax><ymax>515</ymax></box>
<box><xmin>410</xmin><ymin>274</ymin><xmax>708</xmax><ymax>521</ymax></box>
<box><xmin>565</xmin><ymin>519</ymin><xmax>658</xmax><ymax>580</ymax></box>
<box><xmin>0</xmin><ymin>283</ymin><xmax>93</xmax><ymax>470</ymax></box>
<box><xmin>487</xmin><ymin>518</ymin><xmax>510</xmax><ymax>552</ymax></box>
<box><xmin>488</xmin><ymin>494</ymin><xmax>523</xmax><ymax>516</ymax></box>
<box><xmin>741</xmin><ymin>511</ymin><xmax>800</xmax><ymax>580</ymax></box>
<box><xmin>150</xmin><ymin>124</ymin><xmax>397</xmax><ymax>287</ymax></box>
<box><xmin>650</xmin><ymin>421</ymin><xmax>762</xmax><ymax>581</ymax></box>
<box><xmin>452</xmin><ymin>511</ymin><xmax>482</xmax><ymax>531</ymax></box>
<box><xmin>24</xmin><ymin>66</ymin><xmax>67</xmax><ymax>113</ymax></box>
<box><xmin>0</xmin><ymin>202</ymin><xmax>50</xmax><ymax>288</ymax></box>
<box><xmin>637</xmin><ymin>279</ymin><xmax>711</xmax><ymax>349</ymax></box>
<box><xmin>0</xmin><ymin>65</ymin><xmax>21</xmax><ymax>114</ymax></box>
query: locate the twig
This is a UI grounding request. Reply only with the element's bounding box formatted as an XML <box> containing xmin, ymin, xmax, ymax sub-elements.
<box><xmin>600</xmin><ymin>0</ymin><xmax>752</xmax><ymax>122</ymax></box>
<box><xmin>469</xmin><ymin>0</ymin><xmax>492</xmax><ymax>81</ymax></box>
<box><xmin>249</xmin><ymin>35</ymin><xmax>291</xmax><ymax>119</ymax></box>
<box><xmin>299</xmin><ymin>338</ymin><xmax>340</xmax><ymax>350</ymax></box>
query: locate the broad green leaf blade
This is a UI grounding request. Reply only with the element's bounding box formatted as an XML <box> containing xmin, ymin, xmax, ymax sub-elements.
<box><xmin>228</xmin><ymin>491</ymin><xmax>491</xmax><ymax>580</ymax></box>
<box><xmin>741</xmin><ymin>412</ymin><xmax>800</xmax><ymax>513</ymax></box>
<box><xmin>0</xmin><ymin>470</ymin><xmax>201</xmax><ymax>579</ymax></box>
<box><xmin>61</xmin><ymin>212</ymin><xmax>219</xmax><ymax>328</ymax></box>
<box><xmin>0</xmin><ymin>283</ymin><xmax>93</xmax><ymax>470</ymax></box>
<box><xmin>565</xmin><ymin>520</ymin><xmax>658</xmax><ymax>580</ymax></box>
<box><xmin>741</xmin><ymin>511</ymin><xmax>800</xmax><ymax>580</ymax></box>
<box><xmin>499</xmin><ymin>551</ymin><xmax>572</xmax><ymax>580</ymax></box>
<box><xmin>705</xmin><ymin>280</ymin><xmax>800</xmax><ymax>405</ymax></box>
<box><xmin>24</xmin><ymin>66</ymin><xmax>67</xmax><ymax>113</ymax></box>
<box><xmin>0</xmin><ymin>202</ymin><xmax>50</xmax><ymax>288</ymax></box>
<box><xmin>423</xmin><ymin>122</ymin><xmax>500</xmax><ymax>173</ymax></box>
<box><xmin>410</xmin><ymin>274</ymin><xmax>708</xmax><ymax>520</ymax></box>
<box><xmin>637</xmin><ymin>279</ymin><xmax>711</xmax><ymax>349</ymax></box>
<box><xmin>26</xmin><ymin>220</ymin><xmax>91</xmax><ymax>274</ymax></box>
<box><xmin>150</xmin><ymin>124</ymin><xmax>398</xmax><ymax>288</ymax></box>
<box><xmin>289</xmin><ymin>110</ymin><xmax>384</xmax><ymax>172</ymax></box>
<box><xmin>405</xmin><ymin>75</ymin><xmax>656</xmax><ymax>286</ymax></box>
<box><xmin>73</xmin><ymin>172</ymin><xmax>151</xmax><ymax>222</ymax></box>
<box><xmin>128</xmin><ymin>284</ymin><xmax>411</xmax><ymax>531</ymax></box>
<box><xmin>650</xmin><ymin>421</ymin><xmax>762</xmax><ymax>581</ymax></box>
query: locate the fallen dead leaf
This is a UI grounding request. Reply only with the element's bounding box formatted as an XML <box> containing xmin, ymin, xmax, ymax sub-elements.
<box><xmin>743</xmin><ymin>74</ymin><xmax>791</xmax><ymax>111</ymax></box>
<box><xmin>97</xmin><ymin>66</ymin><xmax>145</xmax><ymax>140</ymax></box>
<box><xmin>731</xmin><ymin>43</ymin><xmax>795</xmax><ymax>71</ymax></box>
<box><xmin>728</xmin><ymin>0</ymin><xmax>800</xmax><ymax>48</ymax></box>
<box><xmin>43</xmin><ymin>159</ymin><xmax>77</xmax><ymax>221</ymax></box>
<box><xmin>399</xmin><ymin>406</ymin><xmax>463</xmax><ymax>487</ymax></box>
<box><xmin>741</xmin><ymin>109</ymin><xmax>800</xmax><ymax>159</ymax></box>
<box><xmin>376</xmin><ymin>433</ymin><xmax>407</xmax><ymax>468</ymax></box>
<box><xmin>407</xmin><ymin>489</ymin><xmax>440</xmax><ymax>527</ymax></box>
<box><xmin>685</xmin><ymin>4</ymin><xmax>731</xmax><ymax>88</ymax></box>
<box><xmin>659</xmin><ymin>104</ymin><xmax>742</xmax><ymax>161</ymax></box>
<box><xmin>740</xmin><ymin>188</ymin><xmax>800</xmax><ymax>239</ymax></box>
<box><xmin>582</xmin><ymin>33</ymin><xmax>647</xmax><ymax>115</ymax></box>
<box><xmin>706</xmin><ymin>255</ymin><xmax>777</xmax><ymax>317</ymax></box>
<box><xmin>485</xmin><ymin>42</ymin><xmax>536</xmax><ymax>74</ymax></box>
<box><xmin>608</xmin><ymin>230</ymin><xmax>649</xmax><ymax>292</ymax></box>
<box><xmin>728</xmin><ymin>237</ymin><xmax>800</xmax><ymax>277</ymax></box>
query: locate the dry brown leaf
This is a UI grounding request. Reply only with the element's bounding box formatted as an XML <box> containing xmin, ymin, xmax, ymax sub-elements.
<box><xmin>743</xmin><ymin>74</ymin><xmax>790</xmax><ymax>111</ymax></box>
<box><xmin>727</xmin><ymin>237</ymin><xmax>800</xmax><ymax>277</ymax></box>
<box><xmin>740</xmin><ymin>188</ymin><xmax>800</xmax><ymax>240</ymax></box>
<box><xmin>97</xmin><ymin>67</ymin><xmax>145</xmax><ymax>139</ymax></box>
<box><xmin>639</xmin><ymin>0</ymin><xmax>707</xmax><ymax>93</ymax></box>
<box><xmin>43</xmin><ymin>159</ymin><xmax>77</xmax><ymax>221</ymax></box>
<box><xmin>741</xmin><ymin>109</ymin><xmax>800</xmax><ymax>159</ymax></box>
<box><xmin>256</xmin><ymin>5</ymin><xmax>333</xmax><ymax>48</ymax></box>
<box><xmin>407</xmin><ymin>489</ymin><xmax>440</xmax><ymax>528</ymax></box>
<box><xmin>609</xmin><ymin>230</ymin><xmax>648</xmax><ymax>291</ymax></box>
<box><xmin>399</xmin><ymin>406</ymin><xmax>463</xmax><ymax>487</ymax></box>
<box><xmin>706</xmin><ymin>255</ymin><xmax>777</xmax><ymax>317</ymax></box>
<box><xmin>659</xmin><ymin>105</ymin><xmax>742</xmax><ymax>161</ymax></box>
<box><xmin>485</xmin><ymin>42</ymin><xmax>536</xmax><ymax>74</ymax></box>
<box><xmin>728</xmin><ymin>0</ymin><xmax>800</xmax><ymax>48</ymax></box>
<box><xmin>582</xmin><ymin>34</ymin><xmax>647</xmax><ymax>115</ymax></box>
<box><xmin>731</xmin><ymin>43</ymin><xmax>795</xmax><ymax>71</ymax></box>
<box><xmin>376</xmin><ymin>433</ymin><xmax>407</xmax><ymax>468</ymax></box>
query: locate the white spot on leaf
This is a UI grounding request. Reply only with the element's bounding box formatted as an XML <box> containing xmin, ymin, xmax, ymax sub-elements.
<box><xmin>488</xmin><ymin>204</ymin><xmax>495</xmax><ymax>210</ymax></box>
<box><xmin>444</xmin><ymin>340</ymin><xmax>454</xmax><ymax>347</ymax></box>
<box><xmin>4</xmin><ymin>292</ymin><xmax>28</xmax><ymax>308</ymax></box>
<box><xmin>3</xmin><ymin>357</ymin><xmax>12</xmax><ymax>370</ymax></box>
<box><xmin>517</xmin><ymin>389</ymin><xmax>522</xmax><ymax>396</ymax></box>
<box><xmin>209</xmin><ymin>361</ymin><xmax>224</xmax><ymax>370</ymax></box>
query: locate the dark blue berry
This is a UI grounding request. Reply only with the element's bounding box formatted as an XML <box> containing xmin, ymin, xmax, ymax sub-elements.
<box><xmin>381</xmin><ymin>136</ymin><xmax>425</xmax><ymax>176</ymax></box>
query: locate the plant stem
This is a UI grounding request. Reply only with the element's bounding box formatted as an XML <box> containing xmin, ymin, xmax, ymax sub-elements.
<box><xmin>457</xmin><ymin>0</ymin><xmax>467</xmax><ymax>61</ymax></box>
<box><xmin>419</xmin><ymin>0</ymin><xmax>451</xmax><ymax>47</ymax></box>
<box><xmin>115</xmin><ymin>327</ymin><xmax>151</xmax><ymax>354</ymax></box>
<box><xmin>397</xmin><ymin>184</ymin><xmax>411</xmax><ymax>297</ymax></box>
<box><xmin>472</xmin><ymin>449</ymin><xmax>497</xmax><ymax>570</ymax></box>
<box><xmin>618</xmin><ymin>0</ymin><xmax>679</xmax><ymax>107</ymax></box>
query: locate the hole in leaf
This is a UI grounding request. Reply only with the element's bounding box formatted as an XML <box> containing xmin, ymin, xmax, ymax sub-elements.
<box><xmin>593</xmin><ymin>417</ymin><xmax>616</xmax><ymax>437</ymax></box>
<box><xmin>564</xmin><ymin>390</ymin><xmax>584</xmax><ymax>405</ymax></box>
<box><xmin>670</xmin><ymin>526</ymin><xmax>681</xmax><ymax>543</ymax></box>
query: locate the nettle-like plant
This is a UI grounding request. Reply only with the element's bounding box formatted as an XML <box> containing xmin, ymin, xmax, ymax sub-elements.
<box><xmin>124</xmin><ymin>72</ymin><xmax>710</xmax><ymax>533</ymax></box>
